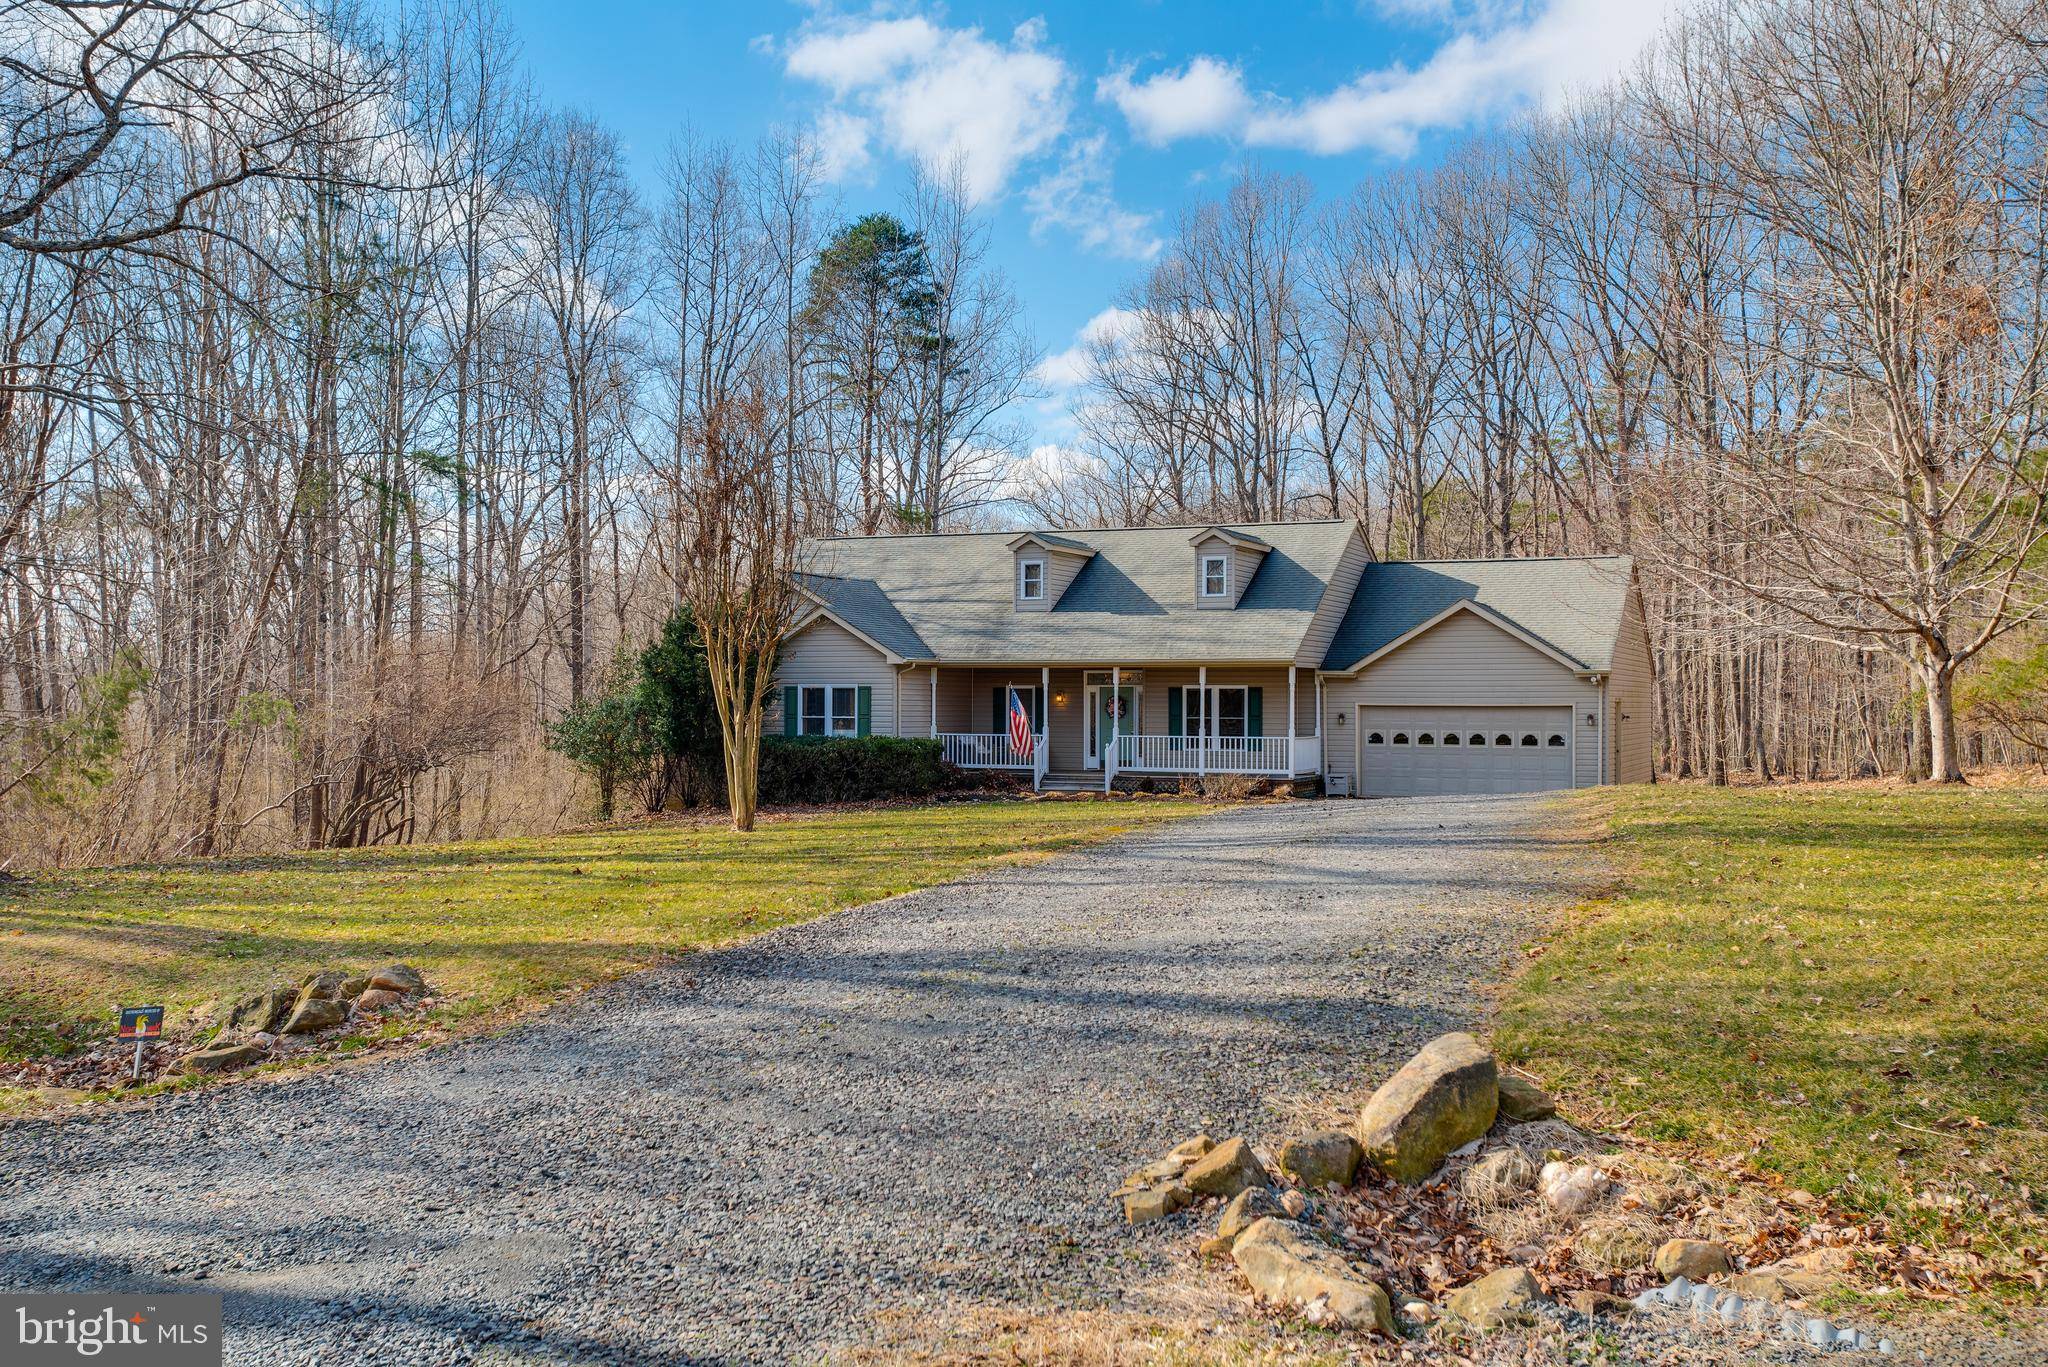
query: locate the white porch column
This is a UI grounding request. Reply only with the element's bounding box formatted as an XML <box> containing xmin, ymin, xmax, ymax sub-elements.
<box><xmin>929</xmin><ymin>666</ymin><xmax>938</xmax><ymax>738</ymax></box>
<box><xmin>1107</xmin><ymin>665</ymin><xmax>1120</xmax><ymax>793</ymax></box>
<box><xmin>1041</xmin><ymin>665</ymin><xmax>1050</xmax><ymax>749</ymax></box>
<box><xmin>1287</xmin><ymin>666</ymin><xmax>1297</xmax><ymax>777</ymax></box>
<box><xmin>1197</xmin><ymin>664</ymin><xmax>1207</xmax><ymax>777</ymax></box>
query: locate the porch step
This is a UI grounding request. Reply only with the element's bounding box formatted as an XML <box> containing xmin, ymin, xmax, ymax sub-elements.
<box><xmin>1038</xmin><ymin>771</ymin><xmax>1104</xmax><ymax>791</ymax></box>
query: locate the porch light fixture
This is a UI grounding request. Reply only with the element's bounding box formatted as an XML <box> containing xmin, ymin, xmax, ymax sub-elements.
<box><xmin>1054</xmin><ymin>691</ymin><xmax>1067</xmax><ymax>705</ymax></box>
<box><xmin>1335</xmin><ymin>713</ymin><xmax>1346</xmax><ymax>726</ymax></box>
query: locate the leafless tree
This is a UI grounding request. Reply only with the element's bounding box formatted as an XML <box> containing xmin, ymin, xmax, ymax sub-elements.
<box><xmin>676</xmin><ymin>389</ymin><xmax>802</xmax><ymax>832</ymax></box>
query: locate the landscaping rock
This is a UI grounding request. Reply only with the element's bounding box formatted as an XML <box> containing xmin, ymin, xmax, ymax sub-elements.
<box><xmin>1461</xmin><ymin>1147</ymin><xmax>1537</xmax><ymax>1202</ymax></box>
<box><xmin>224</xmin><ymin>987</ymin><xmax>295</xmax><ymax>1036</ymax></box>
<box><xmin>1183</xmin><ymin>1136</ymin><xmax>1268</xmax><ymax>1198</ymax></box>
<box><xmin>1122</xmin><ymin>1181</ymin><xmax>1192</xmax><ymax>1225</ymax></box>
<box><xmin>1537</xmin><ymin>1160</ymin><xmax>1608</xmax><ymax>1217</ymax></box>
<box><xmin>1231</xmin><ymin>1218</ymin><xmax>1395</xmax><ymax>1335</ymax></box>
<box><xmin>1497</xmin><ymin>1074</ymin><xmax>1557</xmax><ymax>1122</ymax></box>
<box><xmin>281</xmin><ymin>997</ymin><xmax>348</xmax><ymax>1035</ymax></box>
<box><xmin>1165</xmin><ymin>1135</ymin><xmax>1215</xmax><ymax>1164</ymax></box>
<box><xmin>1278</xmin><ymin>1189</ymin><xmax>1310</xmax><ymax>1218</ymax></box>
<box><xmin>1217</xmin><ymin>1186</ymin><xmax>1287</xmax><ymax>1242</ymax></box>
<box><xmin>355</xmin><ymin>988</ymin><xmax>405</xmax><ymax>1012</ymax></box>
<box><xmin>298</xmin><ymin>970</ymin><xmax>352</xmax><ymax>1002</ymax></box>
<box><xmin>369</xmin><ymin>963</ymin><xmax>426</xmax><ymax>994</ymax></box>
<box><xmin>1123</xmin><ymin>1156</ymin><xmax>1188</xmax><ymax>1188</ymax></box>
<box><xmin>1653</xmin><ymin>1238</ymin><xmax>1732</xmax><ymax>1282</ymax></box>
<box><xmin>1356</xmin><ymin>1031</ymin><xmax>1498</xmax><ymax>1182</ymax></box>
<box><xmin>338</xmin><ymin>975</ymin><xmax>371</xmax><ymax>1002</ymax></box>
<box><xmin>179</xmin><ymin>1042</ymin><xmax>266</xmax><ymax>1073</ymax></box>
<box><xmin>1278</xmin><ymin>1130</ymin><xmax>1362</xmax><ymax>1189</ymax></box>
<box><xmin>1197</xmin><ymin>1234</ymin><xmax>1235</xmax><ymax>1260</ymax></box>
<box><xmin>1446</xmin><ymin>1266</ymin><xmax>1549</xmax><ymax>1330</ymax></box>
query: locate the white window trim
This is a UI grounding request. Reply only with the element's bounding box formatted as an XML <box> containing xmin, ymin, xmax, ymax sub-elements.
<box><xmin>1199</xmin><ymin>554</ymin><xmax>1228</xmax><ymax>598</ymax></box>
<box><xmin>1180</xmin><ymin>684</ymin><xmax>1249</xmax><ymax>739</ymax></box>
<box><xmin>1018</xmin><ymin>558</ymin><xmax>1046</xmax><ymax>601</ymax></box>
<box><xmin>798</xmin><ymin>682</ymin><xmax>860</xmax><ymax>737</ymax></box>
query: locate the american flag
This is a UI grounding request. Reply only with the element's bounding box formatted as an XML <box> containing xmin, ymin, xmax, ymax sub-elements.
<box><xmin>1008</xmin><ymin>691</ymin><xmax>1035</xmax><ymax>759</ymax></box>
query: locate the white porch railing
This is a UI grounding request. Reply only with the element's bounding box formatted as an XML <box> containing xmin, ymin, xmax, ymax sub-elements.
<box><xmin>1292</xmin><ymin>736</ymin><xmax>1321</xmax><ymax>776</ymax></box>
<box><xmin>940</xmin><ymin>731</ymin><xmax>1038</xmax><ymax>770</ymax></box>
<box><xmin>1115</xmin><ymin>734</ymin><xmax>1295</xmax><ymax>775</ymax></box>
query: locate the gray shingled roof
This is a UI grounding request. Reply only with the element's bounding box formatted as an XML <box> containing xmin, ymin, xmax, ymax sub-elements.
<box><xmin>796</xmin><ymin>573</ymin><xmax>935</xmax><ymax>660</ymax></box>
<box><xmin>1321</xmin><ymin>556</ymin><xmax>1635</xmax><ymax>674</ymax></box>
<box><xmin>801</xmin><ymin>520</ymin><xmax>1361</xmax><ymax>665</ymax></box>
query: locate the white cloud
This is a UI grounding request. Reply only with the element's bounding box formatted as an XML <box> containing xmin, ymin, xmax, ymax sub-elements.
<box><xmin>1101</xmin><ymin>0</ymin><xmax>1676</xmax><ymax>158</ymax></box>
<box><xmin>784</xmin><ymin>16</ymin><xmax>941</xmax><ymax>93</ymax></box>
<box><xmin>812</xmin><ymin>108</ymin><xmax>873</xmax><ymax>182</ymax></box>
<box><xmin>1035</xmin><ymin>305</ymin><xmax>1143</xmax><ymax>390</ymax></box>
<box><xmin>1023</xmin><ymin>135</ymin><xmax>1162</xmax><ymax>263</ymax></box>
<box><xmin>781</xmin><ymin>12</ymin><xmax>1069</xmax><ymax>202</ymax></box>
<box><xmin>1097</xmin><ymin>56</ymin><xmax>1251</xmax><ymax>146</ymax></box>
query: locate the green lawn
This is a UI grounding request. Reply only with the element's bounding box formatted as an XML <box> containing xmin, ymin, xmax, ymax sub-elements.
<box><xmin>1497</xmin><ymin>784</ymin><xmax>2048</xmax><ymax>1302</ymax></box>
<box><xmin>0</xmin><ymin>800</ymin><xmax>1206</xmax><ymax>1081</ymax></box>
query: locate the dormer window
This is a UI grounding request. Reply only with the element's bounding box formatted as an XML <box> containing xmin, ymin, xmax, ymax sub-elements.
<box><xmin>1200</xmin><ymin>555</ymin><xmax>1228</xmax><ymax>599</ymax></box>
<box><xmin>1019</xmin><ymin>558</ymin><xmax>1045</xmax><ymax>601</ymax></box>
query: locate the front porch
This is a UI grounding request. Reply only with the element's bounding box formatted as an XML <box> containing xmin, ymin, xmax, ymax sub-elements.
<box><xmin>918</xmin><ymin>664</ymin><xmax>1324</xmax><ymax>792</ymax></box>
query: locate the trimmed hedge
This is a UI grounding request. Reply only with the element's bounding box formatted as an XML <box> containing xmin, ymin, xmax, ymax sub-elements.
<box><xmin>757</xmin><ymin>736</ymin><xmax>955</xmax><ymax>805</ymax></box>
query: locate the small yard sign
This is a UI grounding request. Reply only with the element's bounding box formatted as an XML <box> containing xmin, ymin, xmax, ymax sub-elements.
<box><xmin>118</xmin><ymin>1006</ymin><xmax>164</xmax><ymax>1079</ymax></box>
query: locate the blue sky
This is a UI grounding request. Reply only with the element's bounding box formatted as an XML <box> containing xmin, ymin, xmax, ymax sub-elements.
<box><xmin>495</xmin><ymin>0</ymin><xmax>1673</xmax><ymax>453</ymax></box>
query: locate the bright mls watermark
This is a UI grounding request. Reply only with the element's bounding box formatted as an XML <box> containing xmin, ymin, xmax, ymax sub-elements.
<box><xmin>5</xmin><ymin>1295</ymin><xmax>220</xmax><ymax>1365</ymax></box>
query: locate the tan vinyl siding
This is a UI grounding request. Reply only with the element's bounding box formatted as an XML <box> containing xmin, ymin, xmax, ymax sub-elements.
<box><xmin>1047</xmin><ymin>668</ymin><xmax>1085</xmax><ymax>769</ymax></box>
<box><xmin>1322</xmin><ymin>610</ymin><xmax>1603</xmax><ymax>791</ymax></box>
<box><xmin>898</xmin><ymin>665</ymin><xmax>931</xmax><ymax>738</ymax></box>
<box><xmin>1046</xmin><ymin>552</ymin><xmax>1088</xmax><ymax>607</ymax></box>
<box><xmin>931</xmin><ymin>666</ymin><xmax>974</xmax><ymax>733</ymax></box>
<box><xmin>1608</xmin><ymin>585</ymin><xmax>1657</xmax><ymax>783</ymax></box>
<box><xmin>770</xmin><ymin>618</ymin><xmax>896</xmax><ymax>735</ymax></box>
<box><xmin>1295</xmin><ymin>527</ymin><xmax>1372</xmax><ymax>667</ymax></box>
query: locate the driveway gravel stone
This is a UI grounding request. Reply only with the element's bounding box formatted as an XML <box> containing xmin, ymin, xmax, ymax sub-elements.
<box><xmin>1</xmin><ymin>795</ymin><xmax>1566</xmax><ymax>1364</ymax></box>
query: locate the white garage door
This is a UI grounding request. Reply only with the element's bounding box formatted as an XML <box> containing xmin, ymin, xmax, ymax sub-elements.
<box><xmin>1358</xmin><ymin>706</ymin><xmax>1573</xmax><ymax>797</ymax></box>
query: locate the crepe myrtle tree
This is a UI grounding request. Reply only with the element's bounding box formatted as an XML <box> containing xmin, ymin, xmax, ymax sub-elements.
<box><xmin>677</xmin><ymin>387</ymin><xmax>804</xmax><ymax>831</ymax></box>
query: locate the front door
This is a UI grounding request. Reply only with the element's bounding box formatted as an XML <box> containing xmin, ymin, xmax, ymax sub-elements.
<box><xmin>1085</xmin><ymin>685</ymin><xmax>1140</xmax><ymax>769</ymax></box>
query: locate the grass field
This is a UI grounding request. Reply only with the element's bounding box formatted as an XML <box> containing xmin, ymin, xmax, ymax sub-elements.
<box><xmin>0</xmin><ymin>800</ymin><xmax>1206</xmax><ymax>1082</ymax></box>
<box><xmin>1497</xmin><ymin>784</ymin><xmax>2048</xmax><ymax>1303</ymax></box>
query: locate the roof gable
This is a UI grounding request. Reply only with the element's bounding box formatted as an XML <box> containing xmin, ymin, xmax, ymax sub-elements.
<box><xmin>793</xmin><ymin>574</ymin><xmax>934</xmax><ymax>661</ymax></box>
<box><xmin>1321</xmin><ymin>556</ymin><xmax>1634</xmax><ymax>675</ymax></box>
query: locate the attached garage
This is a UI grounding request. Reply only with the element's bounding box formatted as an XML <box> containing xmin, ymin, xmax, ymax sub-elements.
<box><xmin>1317</xmin><ymin>556</ymin><xmax>1658</xmax><ymax>797</ymax></box>
<box><xmin>1356</xmin><ymin>705</ymin><xmax>1573</xmax><ymax>797</ymax></box>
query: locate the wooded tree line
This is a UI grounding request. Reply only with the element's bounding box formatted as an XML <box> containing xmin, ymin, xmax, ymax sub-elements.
<box><xmin>1028</xmin><ymin>0</ymin><xmax>2048</xmax><ymax>786</ymax></box>
<box><xmin>0</xmin><ymin>0</ymin><xmax>1032</xmax><ymax>863</ymax></box>
<box><xmin>3</xmin><ymin>0</ymin><xmax>2046</xmax><ymax>866</ymax></box>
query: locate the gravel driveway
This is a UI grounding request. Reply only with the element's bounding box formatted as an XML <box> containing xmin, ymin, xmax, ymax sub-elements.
<box><xmin>1</xmin><ymin>795</ymin><xmax>1566</xmax><ymax>1365</ymax></box>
